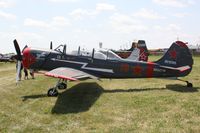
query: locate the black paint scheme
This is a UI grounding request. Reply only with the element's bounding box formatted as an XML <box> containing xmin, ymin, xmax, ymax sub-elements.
<box><xmin>24</xmin><ymin>41</ymin><xmax>193</xmax><ymax>79</ymax></box>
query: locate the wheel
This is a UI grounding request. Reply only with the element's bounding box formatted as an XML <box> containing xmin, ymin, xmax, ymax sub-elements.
<box><xmin>47</xmin><ymin>88</ymin><xmax>58</xmax><ymax>97</ymax></box>
<box><xmin>187</xmin><ymin>82</ymin><xmax>193</xmax><ymax>88</ymax></box>
<box><xmin>58</xmin><ymin>83</ymin><xmax>67</xmax><ymax>90</ymax></box>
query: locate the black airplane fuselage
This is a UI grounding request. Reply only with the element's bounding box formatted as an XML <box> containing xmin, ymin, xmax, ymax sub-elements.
<box><xmin>22</xmin><ymin>44</ymin><xmax>192</xmax><ymax>79</ymax></box>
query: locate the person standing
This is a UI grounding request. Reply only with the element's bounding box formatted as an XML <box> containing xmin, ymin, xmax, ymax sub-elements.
<box><xmin>29</xmin><ymin>69</ymin><xmax>35</xmax><ymax>79</ymax></box>
<box><xmin>24</xmin><ymin>68</ymin><xmax>29</xmax><ymax>80</ymax></box>
<box><xmin>16</xmin><ymin>61</ymin><xmax>23</xmax><ymax>81</ymax></box>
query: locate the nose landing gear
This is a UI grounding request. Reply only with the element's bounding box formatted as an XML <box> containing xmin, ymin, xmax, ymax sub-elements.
<box><xmin>47</xmin><ymin>88</ymin><xmax>58</xmax><ymax>97</ymax></box>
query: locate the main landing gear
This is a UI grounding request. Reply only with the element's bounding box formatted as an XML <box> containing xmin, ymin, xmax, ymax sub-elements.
<box><xmin>47</xmin><ymin>79</ymin><xmax>67</xmax><ymax>97</ymax></box>
<box><xmin>178</xmin><ymin>79</ymin><xmax>193</xmax><ymax>88</ymax></box>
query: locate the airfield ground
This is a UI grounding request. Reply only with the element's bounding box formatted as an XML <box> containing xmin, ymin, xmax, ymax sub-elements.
<box><xmin>0</xmin><ymin>56</ymin><xmax>200</xmax><ymax>133</ymax></box>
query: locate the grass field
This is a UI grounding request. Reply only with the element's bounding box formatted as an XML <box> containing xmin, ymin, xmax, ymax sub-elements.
<box><xmin>0</xmin><ymin>56</ymin><xmax>200</xmax><ymax>133</ymax></box>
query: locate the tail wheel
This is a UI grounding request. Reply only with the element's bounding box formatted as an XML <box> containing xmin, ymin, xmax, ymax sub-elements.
<box><xmin>187</xmin><ymin>82</ymin><xmax>193</xmax><ymax>88</ymax></box>
<box><xmin>47</xmin><ymin>88</ymin><xmax>58</xmax><ymax>97</ymax></box>
<box><xmin>58</xmin><ymin>83</ymin><xmax>67</xmax><ymax>90</ymax></box>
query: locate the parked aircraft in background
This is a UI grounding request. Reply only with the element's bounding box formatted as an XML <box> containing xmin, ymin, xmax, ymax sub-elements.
<box><xmin>0</xmin><ymin>53</ymin><xmax>15</xmax><ymax>62</ymax></box>
<box><xmin>14</xmin><ymin>39</ymin><xmax>193</xmax><ymax>97</ymax></box>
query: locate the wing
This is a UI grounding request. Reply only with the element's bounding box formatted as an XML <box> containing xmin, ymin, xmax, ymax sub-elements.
<box><xmin>45</xmin><ymin>67</ymin><xmax>98</xmax><ymax>81</ymax></box>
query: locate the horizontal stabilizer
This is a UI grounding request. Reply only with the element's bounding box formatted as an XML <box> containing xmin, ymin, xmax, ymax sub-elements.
<box><xmin>160</xmin><ymin>65</ymin><xmax>190</xmax><ymax>72</ymax></box>
<box><xmin>176</xmin><ymin>66</ymin><xmax>191</xmax><ymax>72</ymax></box>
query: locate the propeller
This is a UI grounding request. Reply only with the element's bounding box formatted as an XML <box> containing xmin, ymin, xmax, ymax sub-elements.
<box><xmin>50</xmin><ymin>41</ymin><xmax>53</xmax><ymax>50</ymax></box>
<box><xmin>13</xmin><ymin>39</ymin><xmax>22</xmax><ymax>83</ymax></box>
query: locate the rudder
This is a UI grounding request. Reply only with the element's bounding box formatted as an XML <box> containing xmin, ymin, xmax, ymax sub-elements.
<box><xmin>155</xmin><ymin>41</ymin><xmax>193</xmax><ymax>68</ymax></box>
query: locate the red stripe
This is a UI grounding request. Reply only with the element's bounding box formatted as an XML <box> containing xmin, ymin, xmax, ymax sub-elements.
<box><xmin>120</xmin><ymin>64</ymin><xmax>129</xmax><ymax>73</ymax></box>
<box><xmin>146</xmin><ymin>62</ymin><xmax>154</xmax><ymax>78</ymax></box>
<box><xmin>45</xmin><ymin>73</ymin><xmax>77</xmax><ymax>81</ymax></box>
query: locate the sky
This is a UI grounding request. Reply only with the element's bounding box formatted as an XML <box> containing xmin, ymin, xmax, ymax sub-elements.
<box><xmin>0</xmin><ymin>0</ymin><xmax>200</xmax><ymax>53</ymax></box>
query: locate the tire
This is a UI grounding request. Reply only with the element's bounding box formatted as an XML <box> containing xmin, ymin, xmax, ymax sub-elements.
<box><xmin>187</xmin><ymin>83</ymin><xmax>193</xmax><ymax>88</ymax></box>
<box><xmin>47</xmin><ymin>88</ymin><xmax>58</xmax><ymax>97</ymax></box>
<box><xmin>58</xmin><ymin>83</ymin><xmax>67</xmax><ymax>90</ymax></box>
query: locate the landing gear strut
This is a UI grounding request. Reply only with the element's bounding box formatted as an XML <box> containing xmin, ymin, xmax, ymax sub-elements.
<box><xmin>47</xmin><ymin>79</ymin><xmax>67</xmax><ymax>97</ymax></box>
<box><xmin>178</xmin><ymin>79</ymin><xmax>193</xmax><ymax>88</ymax></box>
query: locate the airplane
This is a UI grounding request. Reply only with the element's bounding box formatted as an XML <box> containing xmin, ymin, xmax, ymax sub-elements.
<box><xmin>114</xmin><ymin>40</ymin><xmax>149</xmax><ymax>61</ymax></box>
<box><xmin>13</xmin><ymin>39</ymin><xmax>193</xmax><ymax>97</ymax></box>
<box><xmin>0</xmin><ymin>53</ymin><xmax>15</xmax><ymax>62</ymax></box>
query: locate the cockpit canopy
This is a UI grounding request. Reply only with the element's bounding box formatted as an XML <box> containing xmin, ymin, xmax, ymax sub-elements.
<box><xmin>54</xmin><ymin>44</ymin><xmax>66</xmax><ymax>53</ymax></box>
<box><xmin>70</xmin><ymin>48</ymin><xmax>122</xmax><ymax>60</ymax></box>
<box><xmin>97</xmin><ymin>49</ymin><xmax>121</xmax><ymax>60</ymax></box>
<box><xmin>54</xmin><ymin>45</ymin><xmax>122</xmax><ymax>60</ymax></box>
<box><xmin>93</xmin><ymin>51</ymin><xmax>107</xmax><ymax>60</ymax></box>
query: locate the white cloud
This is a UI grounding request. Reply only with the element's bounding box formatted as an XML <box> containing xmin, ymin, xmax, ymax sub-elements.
<box><xmin>0</xmin><ymin>31</ymin><xmax>45</xmax><ymax>53</ymax></box>
<box><xmin>69</xmin><ymin>8</ymin><xmax>97</xmax><ymax>20</ymax></box>
<box><xmin>24</xmin><ymin>18</ymin><xmax>48</xmax><ymax>28</ymax></box>
<box><xmin>0</xmin><ymin>1</ymin><xmax>16</xmax><ymax>20</ymax></box>
<box><xmin>70</xmin><ymin>3</ymin><xmax>116</xmax><ymax>20</ymax></box>
<box><xmin>167</xmin><ymin>24</ymin><xmax>181</xmax><ymax>31</ymax></box>
<box><xmin>15</xmin><ymin>32</ymin><xmax>44</xmax><ymax>41</ymax></box>
<box><xmin>73</xmin><ymin>29</ymin><xmax>89</xmax><ymax>33</ymax></box>
<box><xmin>96</xmin><ymin>3</ymin><xmax>116</xmax><ymax>12</ymax></box>
<box><xmin>0</xmin><ymin>1</ymin><xmax>13</xmax><ymax>8</ymax></box>
<box><xmin>173</xmin><ymin>12</ymin><xmax>189</xmax><ymax>18</ymax></box>
<box><xmin>154</xmin><ymin>24</ymin><xmax>181</xmax><ymax>32</ymax></box>
<box><xmin>51</xmin><ymin>16</ymin><xmax>70</xmax><ymax>27</ymax></box>
<box><xmin>49</xmin><ymin>0</ymin><xmax>78</xmax><ymax>3</ymax></box>
<box><xmin>153</xmin><ymin>0</ymin><xmax>195</xmax><ymax>8</ymax></box>
<box><xmin>133</xmin><ymin>8</ymin><xmax>165</xmax><ymax>19</ymax></box>
<box><xmin>24</xmin><ymin>16</ymin><xmax>70</xmax><ymax>30</ymax></box>
<box><xmin>110</xmin><ymin>13</ymin><xmax>148</xmax><ymax>33</ymax></box>
<box><xmin>0</xmin><ymin>10</ymin><xmax>16</xmax><ymax>20</ymax></box>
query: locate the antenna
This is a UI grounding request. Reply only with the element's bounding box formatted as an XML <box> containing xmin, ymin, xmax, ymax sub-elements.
<box><xmin>63</xmin><ymin>44</ymin><xmax>66</xmax><ymax>54</ymax></box>
<box><xmin>78</xmin><ymin>46</ymin><xmax>80</xmax><ymax>55</ymax></box>
<box><xmin>92</xmin><ymin>48</ymin><xmax>95</xmax><ymax>58</ymax></box>
<box><xmin>50</xmin><ymin>41</ymin><xmax>53</xmax><ymax>49</ymax></box>
<box><xmin>99</xmin><ymin>42</ymin><xmax>103</xmax><ymax>48</ymax></box>
<box><xmin>91</xmin><ymin>48</ymin><xmax>95</xmax><ymax>63</ymax></box>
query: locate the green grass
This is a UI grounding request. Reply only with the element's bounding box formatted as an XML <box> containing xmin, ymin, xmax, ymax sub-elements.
<box><xmin>0</xmin><ymin>56</ymin><xmax>200</xmax><ymax>133</ymax></box>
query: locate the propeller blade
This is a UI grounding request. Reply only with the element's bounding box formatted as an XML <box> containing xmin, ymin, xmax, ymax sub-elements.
<box><xmin>50</xmin><ymin>41</ymin><xmax>53</xmax><ymax>49</ymax></box>
<box><xmin>22</xmin><ymin>45</ymin><xmax>28</xmax><ymax>53</ymax></box>
<box><xmin>16</xmin><ymin>60</ymin><xmax>21</xmax><ymax>83</ymax></box>
<box><xmin>13</xmin><ymin>39</ymin><xmax>22</xmax><ymax>61</ymax></box>
<box><xmin>13</xmin><ymin>39</ymin><xmax>23</xmax><ymax>83</ymax></box>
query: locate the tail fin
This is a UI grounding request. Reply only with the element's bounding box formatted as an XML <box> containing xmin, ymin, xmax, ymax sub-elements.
<box><xmin>156</xmin><ymin>41</ymin><xmax>193</xmax><ymax>68</ymax></box>
<box><xmin>138</xmin><ymin>40</ymin><xmax>148</xmax><ymax>61</ymax></box>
